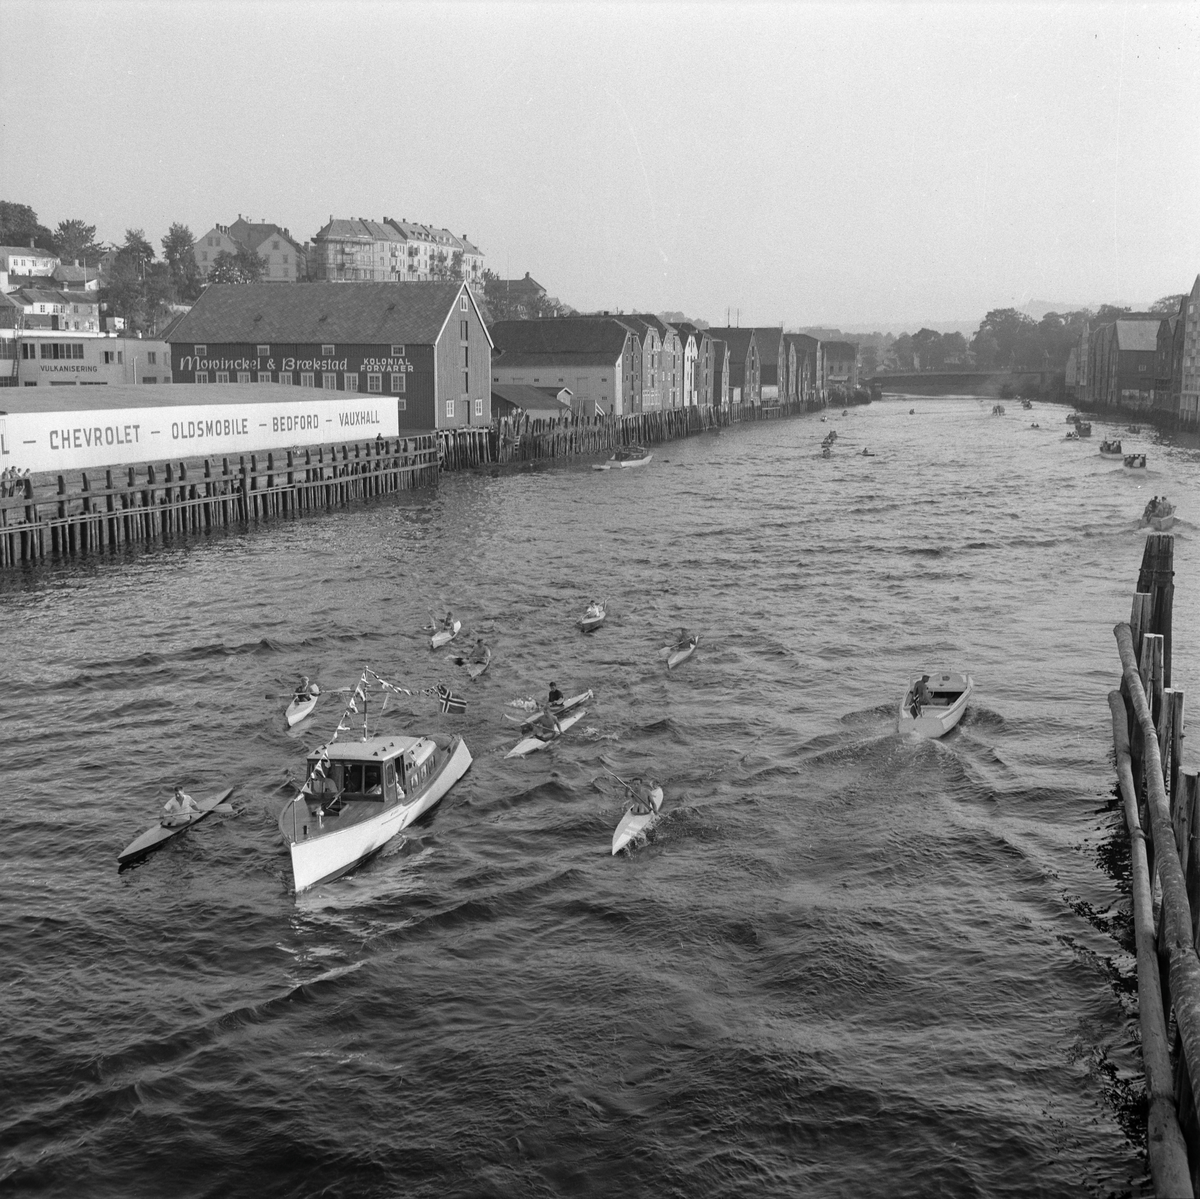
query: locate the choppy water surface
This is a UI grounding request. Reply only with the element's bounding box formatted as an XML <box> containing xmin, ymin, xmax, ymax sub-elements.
<box><xmin>3</xmin><ymin>397</ymin><xmax>1199</xmax><ymax>1198</ymax></box>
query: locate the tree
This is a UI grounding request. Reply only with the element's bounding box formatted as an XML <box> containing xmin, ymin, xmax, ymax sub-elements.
<box><xmin>1094</xmin><ymin>303</ymin><xmax>1131</xmax><ymax>323</ymax></box>
<box><xmin>941</xmin><ymin>331</ymin><xmax>968</xmax><ymax>362</ymax></box>
<box><xmin>890</xmin><ymin>332</ymin><xmax>915</xmax><ymax>371</ymax></box>
<box><xmin>208</xmin><ymin>245</ymin><xmax>266</xmax><ymax>285</ymax></box>
<box><xmin>0</xmin><ymin>201</ymin><xmax>55</xmax><ymax>252</ymax></box>
<box><xmin>911</xmin><ymin>327</ymin><xmax>945</xmax><ymax>371</ymax></box>
<box><xmin>52</xmin><ymin>219</ymin><xmax>106</xmax><ymax>266</ymax></box>
<box><xmin>859</xmin><ymin>344</ymin><xmax>879</xmax><ymax>377</ymax></box>
<box><xmin>430</xmin><ymin>249</ymin><xmax>455</xmax><ymax>281</ymax></box>
<box><xmin>162</xmin><ymin>223</ymin><xmax>202</xmax><ymax>300</ymax></box>
<box><xmin>971</xmin><ymin>308</ymin><xmax>1036</xmax><ymax>369</ymax></box>
<box><xmin>1150</xmin><ymin>294</ymin><xmax>1185</xmax><ymax>314</ymax></box>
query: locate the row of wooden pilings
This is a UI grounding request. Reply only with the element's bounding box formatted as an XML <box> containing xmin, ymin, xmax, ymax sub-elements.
<box><xmin>0</xmin><ymin>398</ymin><xmax>832</xmax><ymax>566</ymax></box>
<box><xmin>1109</xmin><ymin>532</ymin><xmax>1200</xmax><ymax>1197</ymax></box>
<box><xmin>435</xmin><ymin>399</ymin><xmax>821</xmax><ymax>471</ymax></box>
<box><xmin>0</xmin><ymin>436</ymin><xmax>439</xmax><ymax>566</ymax></box>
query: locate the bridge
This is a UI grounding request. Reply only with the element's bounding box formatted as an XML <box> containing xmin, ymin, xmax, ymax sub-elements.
<box><xmin>866</xmin><ymin>369</ymin><xmax>1062</xmax><ymax>398</ymax></box>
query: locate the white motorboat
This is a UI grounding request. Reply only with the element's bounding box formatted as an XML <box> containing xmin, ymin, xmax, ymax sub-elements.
<box><xmin>593</xmin><ymin>446</ymin><xmax>652</xmax><ymax>471</ymax></box>
<box><xmin>898</xmin><ymin>671</ymin><xmax>974</xmax><ymax>739</ymax></box>
<box><xmin>279</xmin><ymin>732</ymin><xmax>472</xmax><ymax>892</ymax></box>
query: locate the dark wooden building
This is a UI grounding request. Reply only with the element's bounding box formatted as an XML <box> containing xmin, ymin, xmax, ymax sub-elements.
<box><xmin>167</xmin><ymin>282</ymin><xmax>493</xmax><ymax>430</ymax></box>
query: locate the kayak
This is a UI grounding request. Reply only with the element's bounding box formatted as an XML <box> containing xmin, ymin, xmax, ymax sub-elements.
<box><xmin>285</xmin><ymin>694</ymin><xmax>318</xmax><ymax>727</ymax></box>
<box><xmin>580</xmin><ymin>604</ymin><xmax>606</xmax><ymax>632</ymax></box>
<box><xmin>506</xmin><ymin>689</ymin><xmax>594</xmax><ymax>730</ymax></box>
<box><xmin>117</xmin><ymin>786</ymin><xmax>235</xmax><ymax>868</ymax></box>
<box><xmin>505</xmin><ymin>707</ymin><xmax>587</xmax><ymax>758</ymax></box>
<box><xmin>612</xmin><ymin>786</ymin><xmax>664</xmax><ymax>854</ymax></box>
<box><xmin>431</xmin><ymin>620</ymin><xmax>461</xmax><ymax>649</ymax></box>
<box><xmin>466</xmin><ymin>649</ymin><xmax>492</xmax><ymax>680</ymax></box>
<box><xmin>667</xmin><ymin>636</ymin><xmax>699</xmax><ymax>670</ymax></box>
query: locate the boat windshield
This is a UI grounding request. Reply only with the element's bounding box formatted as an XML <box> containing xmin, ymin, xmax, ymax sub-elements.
<box><xmin>340</xmin><ymin>762</ymin><xmax>383</xmax><ymax>796</ymax></box>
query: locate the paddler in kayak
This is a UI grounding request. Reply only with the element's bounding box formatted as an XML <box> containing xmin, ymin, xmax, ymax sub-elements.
<box><xmin>673</xmin><ymin>627</ymin><xmax>695</xmax><ymax>650</ymax></box>
<box><xmin>162</xmin><ymin>785</ymin><xmax>200</xmax><ymax>827</ymax></box>
<box><xmin>469</xmin><ymin>635</ymin><xmax>490</xmax><ymax>664</ymax></box>
<box><xmin>548</xmin><ymin>681</ymin><xmax>563</xmax><ymax>707</ymax></box>
<box><xmin>432</xmin><ymin>609</ymin><xmax>455</xmax><ymax>632</ymax></box>
<box><xmin>530</xmin><ymin>708</ymin><xmax>562</xmax><ymax>739</ymax></box>
<box><xmin>294</xmin><ymin>675</ymin><xmax>319</xmax><ymax>702</ymax></box>
<box><xmin>628</xmin><ymin>778</ymin><xmax>662</xmax><ymax>816</ymax></box>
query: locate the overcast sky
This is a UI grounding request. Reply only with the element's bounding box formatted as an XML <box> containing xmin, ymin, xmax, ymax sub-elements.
<box><xmin>2</xmin><ymin>0</ymin><xmax>1197</xmax><ymax>330</ymax></box>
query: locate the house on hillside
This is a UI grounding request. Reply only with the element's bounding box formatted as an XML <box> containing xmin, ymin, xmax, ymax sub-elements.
<box><xmin>165</xmin><ymin>281</ymin><xmax>493</xmax><ymax>430</ymax></box>
<box><xmin>753</xmin><ymin>328</ymin><xmax>784</xmax><ymax>403</ymax></box>
<box><xmin>487</xmin><ymin>273</ymin><xmax>547</xmax><ymax>318</ymax></box>
<box><xmin>490</xmin><ymin>317</ymin><xmax>641</xmax><ymax>417</ymax></box>
<box><xmin>194</xmin><ymin>218</ymin><xmax>307</xmax><ymax>283</ymax></box>
<box><xmin>705</xmin><ymin>328</ymin><xmax>759</xmax><ymax>405</ymax></box>
<box><xmin>0</xmin><ymin>245</ymin><xmax>58</xmax><ymax>280</ymax></box>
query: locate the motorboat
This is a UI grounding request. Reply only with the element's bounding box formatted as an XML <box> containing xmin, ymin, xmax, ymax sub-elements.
<box><xmin>1141</xmin><ymin>498</ymin><xmax>1176</xmax><ymax>531</ymax></box>
<box><xmin>593</xmin><ymin>446</ymin><xmax>652</xmax><ymax>471</ymax></box>
<box><xmin>1098</xmin><ymin>439</ymin><xmax>1123</xmax><ymax>459</ymax></box>
<box><xmin>1076</xmin><ymin>421</ymin><xmax>1092</xmax><ymax>437</ymax></box>
<box><xmin>279</xmin><ymin>731</ymin><xmax>472</xmax><ymax>892</ymax></box>
<box><xmin>1064</xmin><ymin>430</ymin><xmax>1080</xmax><ymax>441</ymax></box>
<box><xmin>580</xmin><ymin>603</ymin><xmax>606</xmax><ymax>633</ymax></box>
<box><xmin>1124</xmin><ymin>454</ymin><xmax>1147</xmax><ymax>469</ymax></box>
<box><xmin>898</xmin><ymin>671</ymin><xmax>974</xmax><ymax>739</ymax></box>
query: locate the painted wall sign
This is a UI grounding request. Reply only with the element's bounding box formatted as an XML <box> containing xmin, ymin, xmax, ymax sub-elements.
<box><xmin>0</xmin><ymin>397</ymin><xmax>399</xmax><ymax>473</ymax></box>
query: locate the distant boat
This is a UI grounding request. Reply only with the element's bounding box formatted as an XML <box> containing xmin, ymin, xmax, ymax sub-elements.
<box><xmin>1124</xmin><ymin>454</ymin><xmax>1147</xmax><ymax>469</ymax></box>
<box><xmin>898</xmin><ymin>672</ymin><xmax>974</xmax><ymax>739</ymax></box>
<box><xmin>593</xmin><ymin>446</ymin><xmax>652</xmax><ymax>471</ymax></box>
<box><xmin>1076</xmin><ymin>421</ymin><xmax>1092</xmax><ymax>437</ymax></box>
<box><xmin>1099</xmin><ymin>439</ymin><xmax>1123</xmax><ymax>458</ymax></box>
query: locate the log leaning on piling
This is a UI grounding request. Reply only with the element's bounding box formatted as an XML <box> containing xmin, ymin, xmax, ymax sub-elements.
<box><xmin>1116</xmin><ymin>621</ymin><xmax>1200</xmax><ymax>1142</ymax></box>
<box><xmin>1109</xmin><ymin>687</ymin><xmax>1194</xmax><ymax>1197</ymax></box>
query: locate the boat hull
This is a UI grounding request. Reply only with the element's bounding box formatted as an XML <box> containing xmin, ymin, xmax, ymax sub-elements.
<box><xmin>592</xmin><ymin>453</ymin><xmax>653</xmax><ymax>471</ymax></box>
<box><xmin>286</xmin><ymin>695</ymin><xmax>318</xmax><ymax>726</ymax></box>
<box><xmin>118</xmin><ymin>786</ymin><xmax>235</xmax><ymax>866</ymax></box>
<box><xmin>466</xmin><ymin>651</ymin><xmax>491</xmax><ymax>680</ymax></box>
<box><xmin>580</xmin><ymin>608</ymin><xmax>606</xmax><ymax>632</ymax></box>
<box><xmin>506</xmin><ymin>708</ymin><xmax>587</xmax><ymax>758</ymax></box>
<box><xmin>897</xmin><ymin>672</ymin><xmax>973</xmax><ymax>739</ymax></box>
<box><xmin>1099</xmin><ymin>450</ymin><xmax>1123</xmax><ymax>460</ymax></box>
<box><xmin>612</xmin><ymin>788</ymin><xmax>663</xmax><ymax>854</ymax></box>
<box><xmin>431</xmin><ymin>620</ymin><xmax>461</xmax><ymax>649</ymax></box>
<box><xmin>667</xmin><ymin>637</ymin><xmax>699</xmax><ymax>669</ymax></box>
<box><xmin>1147</xmin><ymin>514</ymin><xmax>1177</xmax><ymax>531</ymax></box>
<box><xmin>284</xmin><ymin>738</ymin><xmax>472</xmax><ymax>892</ymax></box>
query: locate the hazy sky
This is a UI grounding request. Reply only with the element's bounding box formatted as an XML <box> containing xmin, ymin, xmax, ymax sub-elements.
<box><xmin>2</xmin><ymin>0</ymin><xmax>1197</xmax><ymax>329</ymax></box>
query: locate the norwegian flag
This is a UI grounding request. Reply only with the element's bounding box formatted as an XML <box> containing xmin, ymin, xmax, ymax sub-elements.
<box><xmin>436</xmin><ymin>683</ymin><xmax>467</xmax><ymax>715</ymax></box>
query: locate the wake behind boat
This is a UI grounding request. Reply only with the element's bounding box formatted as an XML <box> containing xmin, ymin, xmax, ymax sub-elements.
<box><xmin>593</xmin><ymin>446</ymin><xmax>652</xmax><ymax>471</ymax></box>
<box><xmin>118</xmin><ymin>786</ymin><xmax>235</xmax><ymax>868</ymax></box>
<box><xmin>279</xmin><ymin>732</ymin><xmax>472</xmax><ymax>892</ymax></box>
<box><xmin>898</xmin><ymin>671</ymin><xmax>973</xmax><ymax>739</ymax></box>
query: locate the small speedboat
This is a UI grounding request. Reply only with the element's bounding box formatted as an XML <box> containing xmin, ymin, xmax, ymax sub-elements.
<box><xmin>612</xmin><ymin>786</ymin><xmax>664</xmax><ymax>854</ymax></box>
<box><xmin>1124</xmin><ymin>454</ymin><xmax>1147</xmax><ymax>469</ymax></box>
<box><xmin>118</xmin><ymin>786</ymin><xmax>235</xmax><ymax>868</ymax></box>
<box><xmin>1142</xmin><ymin>500</ymin><xmax>1176</xmax><ymax>531</ymax></box>
<box><xmin>286</xmin><ymin>693</ymin><xmax>319</xmax><ymax>727</ymax></box>
<box><xmin>593</xmin><ymin>446</ymin><xmax>652</xmax><ymax>471</ymax></box>
<box><xmin>666</xmin><ymin>635</ymin><xmax>699</xmax><ymax>670</ymax></box>
<box><xmin>279</xmin><ymin>732</ymin><xmax>472</xmax><ymax>892</ymax></box>
<box><xmin>898</xmin><ymin>671</ymin><xmax>973</xmax><ymax>739</ymax></box>
<box><xmin>431</xmin><ymin>620</ymin><xmax>461</xmax><ymax>649</ymax></box>
<box><xmin>1098</xmin><ymin>440</ymin><xmax>1123</xmax><ymax>459</ymax></box>
<box><xmin>506</xmin><ymin>707</ymin><xmax>588</xmax><ymax>758</ymax></box>
<box><xmin>580</xmin><ymin>603</ymin><xmax>606</xmax><ymax>633</ymax></box>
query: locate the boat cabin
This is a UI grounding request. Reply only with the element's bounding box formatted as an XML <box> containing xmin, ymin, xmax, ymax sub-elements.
<box><xmin>302</xmin><ymin>734</ymin><xmax>436</xmax><ymax>810</ymax></box>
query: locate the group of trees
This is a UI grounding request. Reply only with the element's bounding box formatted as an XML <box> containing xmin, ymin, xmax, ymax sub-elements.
<box><xmin>480</xmin><ymin>268</ymin><xmax>573</xmax><ymax>322</ymax></box>
<box><xmin>1</xmin><ymin>202</ymin><xmax>105</xmax><ymax>266</ymax></box>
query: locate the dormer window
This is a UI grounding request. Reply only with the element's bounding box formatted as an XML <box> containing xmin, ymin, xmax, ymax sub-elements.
<box><xmin>391</xmin><ymin>344</ymin><xmax>405</xmax><ymax>357</ymax></box>
<box><xmin>195</xmin><ymin>344</ymin><xmax>207</xmax><ymax>356</ymax></box>
<box><xmin>257</xmin><ymin>344</ymin><xmax>270</xmax><ymax>356</ymax></box>
<box><xmin>321</xmin><ymin>344</ymin><xmax>335</xmax><ymax>356</ymax></box>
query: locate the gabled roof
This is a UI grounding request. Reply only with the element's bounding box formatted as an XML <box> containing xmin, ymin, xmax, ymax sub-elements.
<box><xmin>823</xmin><ymin>340</ymin><xmax>857</xmax><ymax>357</ymax></box>
<box><xmin>15</xmin><ymin>288</ymin><xmax>95</xmax><ymax>306</ymax></box>
<box><xmin>314</xmin><ymin>218</ymin><xmax>402</xmax><ymax>244</ymax></box>
<box><xmin>0</xmin><ymin>245</ymin><xmax>57</xmax><ymax>259</ymax></box>
<box><xmin>1115</xmin><ymin>320</ymin><xmax>1162</xmax><ymax>352</ymax></box>
<box><xmin>786</xmin><ymin>332</ymin><xmax>820</xmax><ymax>353</ymax></box>
<box><xmin>631</xmin><ymin>313</ymin><xmax>672</xmax><ymax>341</ymax></box>
<box><xmin>753</xmin><ymin>327</ymin><xmax>783</xmax><ymax>360</ymax></box>
<box><xmin>493</xmin><ymin>274</ymin><xmax>546</xmax><ymax>297</ymax></box>
<box><xmin>52</xmin><ymin>264</ymin><xmax>92</xmax><ymax>282</ymax></box>
<box><xmin>491</xmin><ymin>384</ymin><xmax>573</xmax><ymax>414</ymax></box>
<box><xmin>490</xmin><ymin>317</ymin><xmax>632</xmax><ymax>359</ymax></box>
<box><xmin>706</xmin><ymin>327</ymin><xmax>757</xmax><ymax>360</ymax></box>
<box><xmin>166</xmin><ymin>282</ymin><xmax>473</xmax><ymax>346</ymax></box>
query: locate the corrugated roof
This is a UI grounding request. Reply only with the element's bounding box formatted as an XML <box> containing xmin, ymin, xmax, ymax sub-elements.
<box><xmin>1115</xmin><ymin>319</ymin><xmax>1162</xmax><ymax>352</ymax></box>
<box><xmin>490</xmin><ymin>318</ymin><xmax>631</xmax><ymax>359</ymax></box>
<box><xmin>166</xmin><ymin>282</ymin><xmax>469</xmax><ymax>345</ymax></box>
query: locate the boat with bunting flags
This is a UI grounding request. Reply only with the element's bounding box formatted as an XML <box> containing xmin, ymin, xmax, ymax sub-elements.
<box><xmin>278</xmin><ymin>670</ymin><xmax>472</xmax><ymax>892</ymax></box>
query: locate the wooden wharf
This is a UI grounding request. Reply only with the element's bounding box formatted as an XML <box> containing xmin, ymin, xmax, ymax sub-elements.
<box><xmin>0</xmin><ymin>435</ymin><xmax>439</xmax><ymax>567</ymax></box>
<box><xmin>1108</xmin><ymin>532</ymin><xmax>1200</xmax><ymax>1196</ymax></box>
<box><xmin>0</xmin><ymin>397</ymin><xmax>838</xmax><ymax>568</ymax></box>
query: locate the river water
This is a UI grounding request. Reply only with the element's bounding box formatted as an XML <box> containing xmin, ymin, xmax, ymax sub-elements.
<box><xmin>3</xmin><ymin>396</ymin><xmax>1199</xmax><ymax>1198</ymax></box>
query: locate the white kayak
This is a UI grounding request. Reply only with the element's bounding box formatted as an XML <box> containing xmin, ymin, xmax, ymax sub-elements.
<box><xmin>118</xmin><ymin>786</ymin><xmax>235</xmax><ymax>867</ymax></box>
<box><xmin>505</xmin><ymin>707</ymin><xmax>587</xmax><ymax>758</ymax></box>
<box><xmin>285</xmin><ymin>693</ymin><xmax>319</xmax><ymax>727</ymax></box>
<box><xmin>506</xmin><ymin>690</ymin><xmax>593</xmax><ymax>730</ymax></box>
<box><xmin>666</xmin><ymin>636</ymin><xmax>699</xmax><ymax>670</ymax></box>
<box><xmin>466</xmin><ymin>649</ymin><xmax>492</xmax><ymax>680</ymax></box>
<box><xmin>612</xmin><ymin>786</ymin><xmax>664</xmax><ymax>854</ymax></box>
<box><xmin>431</xmin><ymin>620</ymin><xmax>461</xmax><ymax>649</ymax></box>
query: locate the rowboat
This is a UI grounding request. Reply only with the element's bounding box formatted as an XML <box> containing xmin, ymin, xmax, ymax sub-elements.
<box><xmin>612</xmin><ymin>786</ymin><xmax>664</xmax><ymax>855</ymax></box>
<box><xmin>1124</xmin><ymin>454</ymin><xmax>1147</xmax><ymax>469</ymax></box>
<box><xmin>667</xmin><ymin>635</ymin><xmax>699</xmax><ymax>670</ymax></box>
<box><xmin>466</xmin><ymin>648</ymin><xmax>492</xmax><ymax>680</ymax></box>
<box><xmin>279</xmin><ymin>732</ymin><xmax>472</xmax><ymax>892</ymax></box>
<box><xmin>505</xmin><ymin>707</ymin><xmax>587</xmax><ymax>759</ymax></box>
<box><xmin>898</xmin><ymin>671</ymin><xmax>973</xmax><ymax>739</ymax></box>
<box><xmin>118</xmin><ymin>786</ymin><xmax>235</xmax><ymax>868</ymax></box>
<box><xmin>285</xmin><ymin>694</ymin><xmax>318</xmax><ymax>727</ymax></box>
<box><xmin>580</xmin><ymin>603</ymin><xmax>606</xmax><ymax>632</ymax></box>
<box><xmin>593</xmin><ymin>446</ymin><xmax>652</xmax><ymax>471</ymax></box>
<box><xmin>431</xmin><ymin>620</ymin><xmax>461</xmax><ymax>649</ymax></box>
